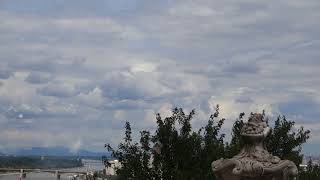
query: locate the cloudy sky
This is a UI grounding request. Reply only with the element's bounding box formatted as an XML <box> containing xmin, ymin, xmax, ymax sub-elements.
<box><xmin>0</xmin><ymin>0</ymin><xmax>319</xmax><ymax>154</ymax></box>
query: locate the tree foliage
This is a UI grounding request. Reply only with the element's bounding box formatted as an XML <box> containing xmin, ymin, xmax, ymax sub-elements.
<box><xmin>105</xmin><ymin>106</ymin><xmax>310</xmax><ymax>180</ymax></box>
<box><xmin>266</xmin><ymin>115</ymin><xmax>310</xmax><ymax>165</ymax></box>
<box><xmin>225</xmin><ymin>112</ymin><xmax>245</xmax><ymax>158</ymax></box>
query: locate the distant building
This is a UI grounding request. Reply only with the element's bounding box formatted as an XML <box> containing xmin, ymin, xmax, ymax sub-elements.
<box><xmin>299</xmin><ymin>164</ymin><xmax>307</xmax><ymax>171</ymax></box>
<box><xmin>299</xmin><ymin>155</ymin><xmax>320</xmax><ymax>171</ymax></box>
<box><xmin>105</xmin><ymin>159</ymin><xmax>121</xmax><ymax>176</ymax></box>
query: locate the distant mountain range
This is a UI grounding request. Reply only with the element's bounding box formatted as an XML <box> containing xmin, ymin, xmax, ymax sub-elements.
<box><xmin>1</xmin><ymin>146</ymin><xmax>109</xmax><ymax>157</ymax></box>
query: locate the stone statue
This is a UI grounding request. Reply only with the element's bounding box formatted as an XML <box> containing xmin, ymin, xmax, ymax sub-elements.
<box><xmin>212</xmin><ymin>113</ymin><xmax>298</xmax><ymax>180</ymax></box>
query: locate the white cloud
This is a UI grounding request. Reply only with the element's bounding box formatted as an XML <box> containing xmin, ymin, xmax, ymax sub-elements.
<box><xmin>130</xmin><ymin>62</ymin><xmax>157</xmax><ymax>73</ymax></box>
<box><xmin>158</xmin><ymin>103</ymin><xmax>173</xmax><ymax>118</ymax></box>
<box><xmin>76</xmin><ymin>87</ymin><xmax>105</xmax><ymax>108</ymax></box>
<box><xmin>114</xmin><ymin>110</ymin><xmax>126</xmax><ymax>121</ymax></box>
<box><xmin>70</xmin><ymin>139</ymin><xmax>82</xmax><ymax>153</ymax></box>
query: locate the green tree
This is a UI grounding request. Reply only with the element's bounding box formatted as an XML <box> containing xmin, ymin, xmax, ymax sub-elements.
<box><xmin>139</xmin><ymin>130</ymin><xmax>153</xmax><ymax>179</ymax></box>
<box><xmin>151</xmin><ymin>108</ymin><xmax>206</xmax><ymax>180</ymax></box>
<box><xmin>198</xmin><ymin>104</ymin><xmax>225</xmax><ymax>179</ymax></box>
<box><xmin>266</xmin><ymin>115</ymin><xmax>311</xmax><ymax>166</ymax></box>
<box><xmin>225</xmin><ymin>112</ymin><xmax>245</xmax><ymax>158</ymax></box>
<box><xmin>105</xmin><ymin>121</ymin><xmax>145</xmax><ymax>180</ymax></box>
<box><xmin>152</xmin><ymin>111</ymin><xmax>179</xmax><ymax>180</ymax></box>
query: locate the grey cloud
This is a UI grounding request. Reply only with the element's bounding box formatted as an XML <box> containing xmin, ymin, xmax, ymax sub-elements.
<box><xmin>2</xmin><ymin>103</ymin><xmax>78</xmax><ymax>121</ymax></box>
<box><xmin>223</xmin><ymin>63</ymin><xmax>260</xmax><ymax>74</ymax></box>
<box><xmin>37</xmin><ymin>83</ymin><xmax>79</xmax><ymax>98</ymax></box>
<box><xmin>235</xmin><ymin>96</ymin><xmax>254</xmax><ymax>104</ymax></box>
<box><xmin>104</xmin><ymin>99</ymin><xmax>149</xmax><ymax>110</ymax></box>
<box><xmin>0</xmin><ymin>0</ymin><xmax>320</xmax><ymax>153</ymax></box>
<box><xmin>25</xmin><ymin>71</ymin><xmax>54</xmax><ymax>84</ymax></box>
<box><xmin>0</xmin><ymin>68</ymin><xmax>13</xmax><ymax>79</ymax></box>
<box><xmin>9</xmin><ymin>57</ymin><xmax>87</xmax><ymax>74</ymax></box>
<box><xmin>0</xmin><ymin>71</ymin><xmax>12</xmax><ymax>79</ymax></box>
<box><xmin>279</xmin><ymin>96</ymin><xmax>320</xmax><ymax>123</ymax></box>
<box><xmin>100</xmin><ymin>70</ymin><xmax>171</xmax><ymax>101</ymax></box>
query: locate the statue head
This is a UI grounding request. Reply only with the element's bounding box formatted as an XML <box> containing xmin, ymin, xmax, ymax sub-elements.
<box><xmin>248</xmin><ymin>113</ymin><xmax>264</xmax><ymax>123</ymax></box>
<box><xmin>241</xmin><ymin>113</ymin><xmax>268</xmax><ymax>136</ymax></box>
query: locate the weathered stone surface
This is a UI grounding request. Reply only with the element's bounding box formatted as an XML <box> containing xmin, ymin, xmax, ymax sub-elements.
<box><xmin>212</xmin><ymin>113</ymin><xmax>298</xmax><ymax>180</ymax></box>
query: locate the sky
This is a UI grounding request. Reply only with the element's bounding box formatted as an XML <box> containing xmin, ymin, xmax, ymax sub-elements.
<box><xmin>0</xmin><ymin>0</ymin><xmax>319</xmax><ymax>155</ymax></box>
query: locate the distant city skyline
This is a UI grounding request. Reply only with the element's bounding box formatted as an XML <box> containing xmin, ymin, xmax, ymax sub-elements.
<box><xmin>0</xmin><ymin>0</ymin><xmax>319</xmax><ymax>155</ymax></box>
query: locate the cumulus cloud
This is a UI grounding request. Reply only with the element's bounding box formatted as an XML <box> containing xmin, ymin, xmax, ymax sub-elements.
<box><xmin>76</xmin><ymin>87</ymin><xmax>105</xmax><ymax>108</ymax></box>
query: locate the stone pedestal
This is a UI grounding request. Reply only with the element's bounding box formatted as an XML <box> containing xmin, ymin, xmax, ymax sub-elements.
<box><xmin>212</xmin><ymin>113</ymin><xmax>298</xmax><ymax>180</ymax></box>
